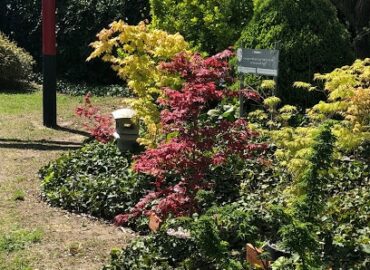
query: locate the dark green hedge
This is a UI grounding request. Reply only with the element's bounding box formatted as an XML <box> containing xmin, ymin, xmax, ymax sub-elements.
<box><xmin>236</xmin><ymin>0</ymin><xmax>354</xmax><ymax>107</ymax></box>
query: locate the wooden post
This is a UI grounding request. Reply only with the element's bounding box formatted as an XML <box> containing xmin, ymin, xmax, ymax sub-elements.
<box><xmin>42</xmin><ymin>0</ymin><xmax>57</xmax><ymax>128</ymax></box>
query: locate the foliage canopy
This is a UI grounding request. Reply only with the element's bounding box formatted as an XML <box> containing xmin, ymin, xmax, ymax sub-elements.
<box><xmin>150</xmin><ymin>0</ymin><xmax>253</xmax><ymax>54</ymax></box>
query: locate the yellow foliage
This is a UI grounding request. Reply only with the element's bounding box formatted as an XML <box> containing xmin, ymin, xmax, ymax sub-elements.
<box><xmin>293</xmin><ymin>81</ymin><xmax>317</xmax><ymax>92</ymax></box>
<box><xmin>346</xmin><ymin>88</ymin><xmax>370</xmax><ymax>129</ymax></box>
<box><xmin>261</xmin><ymin>80</ymin><xmax>276</xmax><ymax>90</ymax></box>
<box><xmin>263</xmin><ymin>96</ymin><xmax>281</xmax><ymax>111</ymax></box>
<box><xmin>252</xmin><ymin>59</ymin><xmax>370</xmax><ymax>176</ymax></box>
<box><xmin>88</xmin><ymin>21</ymin><xmax>190</xmax><ymax>147</ymax></box>
<box><xmin>308</xmin><ymin>58</ymin><xmax>370</xmax><ymax>150</ymax></box>
<box><xmin>271</xmin><ymin>126</ymin><xmax>317</xmax><ymax>177</ymax></box>
<box><xmin>279</xmin><ymin>105</ymin><xmax>298</xmax><ymax>124</ymax></box>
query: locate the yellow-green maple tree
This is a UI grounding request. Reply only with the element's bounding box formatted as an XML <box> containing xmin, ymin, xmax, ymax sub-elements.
<box><xmin>88</xmin><ymin>21</ymin><xmax>190</xmax><ymax>147</ymax></box>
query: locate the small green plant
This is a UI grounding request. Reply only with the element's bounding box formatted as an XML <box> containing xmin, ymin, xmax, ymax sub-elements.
<box><xmin>12</xmin><ymin>189</ymin><xmax>26</xmax><ymax>201</ymax></box>
<box><xmin>0</xmin><ymin>228</ymin><xmax>43</xmax><ymax>253</ymax></box>
<box><xmin>0</xmin><ymin>254</ymin><xmax>33</xmax><ymax>270</ymax></box>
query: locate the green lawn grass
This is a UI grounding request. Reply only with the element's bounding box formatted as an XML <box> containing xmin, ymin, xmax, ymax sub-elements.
<box><xmin>0</xmin><ymin>90</ymin><xmax>123</xmax><ymax>140</ymax></box>
<box><xmin>0</xmin><ymin>90</ymin><xmax>121</xmax><ymax>115</ymax></box>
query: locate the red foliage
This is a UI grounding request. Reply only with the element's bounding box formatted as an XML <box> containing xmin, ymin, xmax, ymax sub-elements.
<box><xmin>75</xmin><ymin>93</ymin><xmax>114</xmax><ymax>143</ymax></box>
<box><xmin>114</xmin><ymin>50</ymin><xmax>267</xmax><ymax>226</ymax></box>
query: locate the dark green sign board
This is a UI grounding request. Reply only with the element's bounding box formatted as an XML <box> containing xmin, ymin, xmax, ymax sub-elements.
<box><xmin>237</xmin><ymin>48</ymin><xmax>279</xmax><ymax>76</ymax></box>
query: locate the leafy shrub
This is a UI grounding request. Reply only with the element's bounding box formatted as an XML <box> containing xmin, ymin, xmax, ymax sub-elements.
<box><xmin>308</xmin><ymin>58</ymin><xmax>370</xmax><ymax>153</ymax></box>
<box><xmin>321</xmin><ymin>158</ymin><xmax>370</xmax><ymax>269</ymax></box>
<box><xmin>0</xmin><ymin>0</ymin><xmax>150</xmax><ymax>84</ymax></box>
<box><xmin>39</xmin><ymin>142</ymin><xmax>152</xmax><ymax>219</ymax></box>
<box><xmin>268</xmin><ymin>59</ymin><xmax>370</xmax><ymax>175</ymax></box>
<box><xmin>0</xmin><ymin>0</ymin><xmax>41</xmax><ymax>67</ymax></box>
<box><xmin>0</xmin><ymin>32</ymin><xmax>35</xmax><ymax>85</ymax></box>
<box><xmin>236</xmin><ymin>0</ymin><xmax>354</xmax><ymax>106</ymax></box>
<box><xmin>277</xmin><ymin>123</ymin><xmax>336</xmax><ymax>268</ymax></box>
<box><xmin>150</xmin><ymin>0</ymin><xmax>253</xmax><ymax>54</ymax></box>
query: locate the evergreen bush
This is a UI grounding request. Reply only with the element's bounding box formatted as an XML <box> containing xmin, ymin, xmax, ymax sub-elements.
<box><xmin>236</xmin><ymin>0</ymin><xmax>354</xmax><ymax>107</ymax></box>
<box><xmin>0</xmin><ymin>32</ymin><xmax>35</xmax><ymax>85</ymax></box>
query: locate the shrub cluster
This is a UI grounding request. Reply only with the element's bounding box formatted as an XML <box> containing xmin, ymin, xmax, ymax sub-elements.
<box><xmin>33</xmin><ymin>3</ymin><xmax>370</xmax><ymax>267</ymax></box>
<box><xmin>38</xmin><ymin>43</ymin><xmax>370</xmax><ymax>268</ymax></box>
<box><xmin>100</xmin><ymin>52</ymin><xmax>368</xmax><ymax>269</ymax></box>
<box><xmin>0</xmin><ymin>32</ymin><xmax>35</xmax><ymax>85</ymax></box>
<box><xmin>104</xmin><ymin>136</ymin><xmax>369</xmax><ymax>269</ymax></box>
<box><xmin>39</xmin><ymin>142</ymin><xmax>153</xmax><ymax>219</ymax></box>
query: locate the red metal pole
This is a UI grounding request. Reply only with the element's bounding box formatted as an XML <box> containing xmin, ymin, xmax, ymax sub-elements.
<box><xmin>42</xmin><ymin>0</ymin><xmax>57</xmax><ymax>128</ymax></box>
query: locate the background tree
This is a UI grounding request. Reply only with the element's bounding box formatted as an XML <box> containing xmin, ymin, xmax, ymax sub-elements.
<box><xmin>330</xmin><ymin>0</ymin><xmax>370</xmax><ymax>58</ymax></box>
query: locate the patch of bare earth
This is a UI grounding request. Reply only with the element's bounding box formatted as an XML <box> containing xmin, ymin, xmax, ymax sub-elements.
<box><xmin>0</xmin><ymin>118</ymin><xmax>134</xmax><ymax>270</ymax></box>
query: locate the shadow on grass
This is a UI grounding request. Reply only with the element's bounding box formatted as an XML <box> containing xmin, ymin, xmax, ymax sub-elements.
<box><xmin>55</xmin><ymin>125</ymin><xmax>90</xmax><ymax>137</ymax></box>
<box><xmin>0</xmin><ymin>138</ymin><xmax>82</xmax><ymax>151</ymax></box>
<box><xmin>0</xmin><ymin>81</ymin><xmax>40</xmax><ymax>94</ymax></box>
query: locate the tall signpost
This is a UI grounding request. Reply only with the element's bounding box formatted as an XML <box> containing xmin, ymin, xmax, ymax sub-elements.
<box><xmin>42</xmin><ymin>0</ymin><xmax>57</xmax><ymax>128</ymax></box>
<box><xmin>237</xmin><ymin>48</ymin><xmax>279</xmax><ymax>116</ymax></box>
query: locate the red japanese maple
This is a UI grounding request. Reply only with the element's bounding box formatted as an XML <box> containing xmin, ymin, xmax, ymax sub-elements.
<box><xmin>75</xmin><ymin>93</ymin><xmax>114</xmax><ymax>143</ymax></box>
<box><xmin>114</xmin><ymin>50</ymin><xmax>267</xmax><ymax>225</ymax></box>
